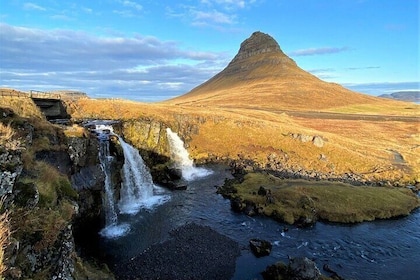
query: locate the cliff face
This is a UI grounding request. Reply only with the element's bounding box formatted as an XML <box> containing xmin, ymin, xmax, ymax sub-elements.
<box><xmin>0</xmin><ymin>103</ymin><xmax>116</xmax><ymax>279</ymax></box>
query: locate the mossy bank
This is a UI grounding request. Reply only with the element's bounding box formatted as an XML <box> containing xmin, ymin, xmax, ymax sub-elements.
<box><xmin>218</xmin><ymin>171</ymin><xmax>420</xmax><ymax>225</ymax></box>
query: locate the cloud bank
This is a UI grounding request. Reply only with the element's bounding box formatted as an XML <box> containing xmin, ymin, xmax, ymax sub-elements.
<box><xmin>0</xmin><ymin>23</ymin><xmax>228</xmax><ymax>101</ymax></box>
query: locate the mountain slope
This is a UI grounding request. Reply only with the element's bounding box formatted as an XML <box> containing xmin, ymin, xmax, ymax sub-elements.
<box><xmin>166</xmin><ymin>31</ymin><xmax>401</xmax><ymax>111</ymax></box>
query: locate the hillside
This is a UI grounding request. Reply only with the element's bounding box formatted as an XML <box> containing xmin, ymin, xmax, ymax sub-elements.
<box><xmin>166</xmin><ymin>31</ymin><xmax>407</xmax><ymax>112</ymax></box>
<box><xmin>379</xmin><ymin>91</ymin><xmax>420</xmax><ymax>103</ymax></box>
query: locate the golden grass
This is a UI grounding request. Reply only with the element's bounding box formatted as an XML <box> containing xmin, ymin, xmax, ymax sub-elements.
<box><xmin>0</xmin><ymin>198</ymin><xmax>10</xmax><ymax>278</ymax></box>
<box><xmin>0</xmin><ymin>95</ymin><xmax>44</xmax><ymax>119</ymax></box>
<box><xmin>230</xmin><ymin>172</ymin><xmax>419</xmax><ymax>224</ymax></box>
<box><xmin>0</xmin><ymin>122</ymin><xmax>21</xmax><ymax>151</ymax></box>
<box><xmin>68</xmin><ymin>97</ymin><xmax>420</xmax><ymax>183</ymax></box>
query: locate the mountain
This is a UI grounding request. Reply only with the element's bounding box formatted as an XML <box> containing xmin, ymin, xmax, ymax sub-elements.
<box><xmin>166</xmin><ymin>31</ymin><xmax>393</xmax><ymax>110</ymax></box>
<box><xmin>379</xmin><ymin>91</ymin><xmax>420</xmax><ymax>103</ymax></box>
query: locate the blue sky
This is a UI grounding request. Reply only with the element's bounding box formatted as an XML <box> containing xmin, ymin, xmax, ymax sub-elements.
<box><xmin>0</xmin><ymin>0</ymin><xmax>418</xmax><ymax>102</ymax></box>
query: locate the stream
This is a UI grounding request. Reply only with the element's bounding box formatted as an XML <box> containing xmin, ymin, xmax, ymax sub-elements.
<box><xmin>91</xmin><ymin>165</ymin><xmax>419</xmax><ymax>280</ymax></box>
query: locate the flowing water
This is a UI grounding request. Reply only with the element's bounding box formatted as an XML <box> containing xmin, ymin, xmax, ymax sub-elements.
<box><xmin>94</xmin><ymin>165</ymin><xmax>420</xmax><ymax>280</ymax></box>
<box><xmin>88</xmin><ymin>123</ymin><xmax>419</xmax><ymax>279</ymax></box>
<box><xmin>166</xmin><ymin>127</ymin><xmax>212</xmax><ymax>181</ymax></box>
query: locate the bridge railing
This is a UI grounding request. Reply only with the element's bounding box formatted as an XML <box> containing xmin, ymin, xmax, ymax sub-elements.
<box><xmin>0</xmin><ymin>89</ymin><xmax>29</xmax><ymax>98</ymax></box>
<box><xmin>29</xmin><ymin>90</ymin><xmax>61</xmax><ymax>100</ymax></box>
<box><xmin>0</xmin><ymin>89</ymin><xmax>62</xmax><ymax>100</ymax></box>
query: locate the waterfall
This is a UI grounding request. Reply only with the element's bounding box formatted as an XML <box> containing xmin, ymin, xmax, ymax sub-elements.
<box><xmin>95</xmin><ymin>125</ymin><xmax>130</xmax><ymax>238</ymax></box>
<box><xmin>98</xmin><ymin>140</ymin><xmax>118</xmax><ymax>226</ymax></box>
<box><xmin>118</xmin><ymin>137</ymin><xmax>157</xmax><ymax>214</ymax></box>
<box><xmin>93</xmin><ymin>123</ymin><xmax>169</xmax><ymax>238</ymax></box>
<box><xmin>166</xmin><ymin>128</ymin><xmax>212</xmax><ymax>181</ymax></box>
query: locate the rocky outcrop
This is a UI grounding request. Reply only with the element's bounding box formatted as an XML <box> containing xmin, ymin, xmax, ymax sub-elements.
<box><xmin>290</xmin><ymin>133</ymin><xmax>326</xmax><ymax>148</ymax></box>
<box><xmin>0</xmin><ymin>150</ymin><xmax>23</xmax><ymax>197</ymax></box>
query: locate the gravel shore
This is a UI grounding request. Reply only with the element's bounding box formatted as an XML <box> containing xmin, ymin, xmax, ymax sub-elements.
<box><xmin>116</xmin><ymin>223</ymin><xmax>241</xmax><ymax>280</ymax></box>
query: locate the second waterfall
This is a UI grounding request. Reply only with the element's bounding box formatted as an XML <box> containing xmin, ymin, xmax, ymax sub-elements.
<box><xmin>166</xmin><ymin>128</ymin><xmax>212</xmax><ymax>181</ymax></box>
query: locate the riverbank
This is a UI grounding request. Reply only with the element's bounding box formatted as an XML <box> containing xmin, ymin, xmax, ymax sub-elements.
<box><xmin>218</xmin><ymin>171</ymin><xmax>420</xmax><ymax>225</ymax></box>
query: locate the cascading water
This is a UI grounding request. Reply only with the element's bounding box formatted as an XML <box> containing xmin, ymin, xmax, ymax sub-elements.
<box><xmin>95</xmin><ymin>124</ymin><xmax>130</xmax><ymax>238</ymax></box>
<box><xmin>118</xmin><ymin>136</ymin><xmax>166</xmax><ymax>214</ymax></box>
<box><xmin>93</xmin><ymin>123</ymin><xmax>169</xmax><ymax>238</ymax></box>
<box><xmin>166</xmin><ymin>128</ymin><xmax>212</xmax><ymax>181</ymax></box>
<box><xmin>98</xmin><ymin>139</ymin><xmax>118</xmax><ymax>227</ymax></box>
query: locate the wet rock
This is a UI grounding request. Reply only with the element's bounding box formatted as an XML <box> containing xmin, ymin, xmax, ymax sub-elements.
<box><xmin>262</xmin><ymin>257</ymin><xmax>321</xmax><ymax>280</ymax></box>
<box><xmin>230</xmin><ymin>197</ymin><xmax>244</xmax><ymax>212</ymax></box>
<box><xmin>249</xmin><ymin>239</ymin><xmax>272</xmax><ymax>257</ymax></box>
<box><xmin>71</xmin><ymin>165</ymin><xmax>104</xmax><ymax>191</ymax></box>
<box><xmin>151</xmin><ymin>165</ymin><xmax>182</xmax><ymax>189</ymax></box>
<box><xmin>262</xmin><ymin>261</ymin><xmax>288</xmax><ymax>280</ymax></box>
<box><xmin>289</xmin><ymin>257</ymin><xmax>321</xmax><ymax>280</ymax></box>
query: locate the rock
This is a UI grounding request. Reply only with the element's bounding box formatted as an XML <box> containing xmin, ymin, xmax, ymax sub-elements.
<box><xmin>35</xmin><ymin>150</ymin><xmax>72</xmax><ymax>176</ymax></box>
<box><xmin>312</xmin><ymin>136</ymin><xmax>324</xmax><ymax>148</ymax></box>
<box><xmin>243</xmin><ymin>200</ymin><xmax>257</xmax><ymax>216</ymax></box>
<box><xmin>258</xmin><ymin>186</ymin><xmax>268</xmax><ymax>196</ymax></box>
<box><xmin>261</xmin><ymin>261</ymin><xmax>288</xmax><ymax>280</ymax></box>
<box><xmin>262</xmin><ymin>257</ymin><xmax>321</xmax><ymax>280</ymax></box>
<box><xmin>289</xmin><ymin>257</ymin><xmax>321</xmax><ymax>280</ymax></box>
<box><xmin>249</xmin><ymin>239</ymin><xmax>272</xmax><ymax>257</ymax></box>
<box><xmin>230</xmin><ymin>197</ymin><xmax>244</xmax><ymax>212</ymax></box>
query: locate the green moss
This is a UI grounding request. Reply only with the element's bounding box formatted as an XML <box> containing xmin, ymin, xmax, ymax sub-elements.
<box><xmin>55</xmin><ymin>177</ymin><xmax>78</xmax><ymax>200</ymax></box>
<box><xmin>228</xmin><ymin>172</ymin><xmax>420</xmax><ymax>224</ymax></box>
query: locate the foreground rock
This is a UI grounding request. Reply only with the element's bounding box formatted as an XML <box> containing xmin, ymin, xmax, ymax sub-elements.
<box><xmin>262</xmin><ymin>257</ymin><xmax>322</xmax><ymax>280</ymax></box>
<box><xmin>116</xmin><ymin>223</ymin><xmax>240</xmax><ymax>280</ymax></box>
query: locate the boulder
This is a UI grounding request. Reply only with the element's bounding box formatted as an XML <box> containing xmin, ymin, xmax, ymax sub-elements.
<box><xmin>288</xmin><ymin>257</ymin><xmax>321</xmax><ymax>280</ymax></box>
<box><xmin>262</xmin><ymin>256</ymin><xmax>321</xmax><ymax>280</ymax></box>
<box><xmin>249</xmin><ymin>239</ymin><xmax>272</xmax><ymax>257</ymax></box>
<box><xmin>312</xmin><ymin>136</ymin><xmax>324</xmax><ymax>148</ymax></box>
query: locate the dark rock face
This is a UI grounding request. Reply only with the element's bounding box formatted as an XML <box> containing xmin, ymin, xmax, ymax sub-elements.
<box><xmin>221</xmin><ymin>31</ymin><xmax>297</xmax><ymax>78</ymax></box>
<box><xmin>117</xmin><ymin>223</ymin><xmax>240</xmax><ymax>280</ymax></box>
<box><xmin>231</xmin><ymin>31</ymin><xmax>282</xmax><ymax>62</ymax></box>
<box><xmin>35</xmin><ymin>150</ymin><xmax>72</xmax><ymax>176</ymax></box>
<box><xmin>249</xmin><ymin>238</ymin><xmax>272</xmax><ymax>257</ymax></box>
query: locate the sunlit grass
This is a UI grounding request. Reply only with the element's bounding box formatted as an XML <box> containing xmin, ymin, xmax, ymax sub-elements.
<box><xmin>230</xmin><ymin>172</ymin><xmax>420</xmax><ymax>224</ymax></box>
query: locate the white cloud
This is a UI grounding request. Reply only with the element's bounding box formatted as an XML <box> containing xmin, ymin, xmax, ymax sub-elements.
<box><xmin>120</xmin><ymin>0</ymin><xmax>143</xmax><ymax>11</ymax></box>
<box><xmin>193</xmin><ymin>10</ymin><xmax>235</xmax><ymax>24</ymax></box>
<box><xmin>23</xmin><ymin>2</ymin><xmax>46</xmax><ymax>11</ymax></box>
<box><xmin>289</xmin><ymin>47</ymin><xmax>349</xmax><ymax>56</ymax></box>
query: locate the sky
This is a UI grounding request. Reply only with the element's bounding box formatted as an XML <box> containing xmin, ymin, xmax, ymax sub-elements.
<box><xmin>0</xmin><ymin>0</ymin><xmax>418</xmax><ymax>102</ymax></box>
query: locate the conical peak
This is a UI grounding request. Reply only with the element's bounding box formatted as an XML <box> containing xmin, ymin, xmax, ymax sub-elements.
<box><xmin>231</xmin><ymin>31</ymin><xmax>284</xmax><ymax>62</ymax></box>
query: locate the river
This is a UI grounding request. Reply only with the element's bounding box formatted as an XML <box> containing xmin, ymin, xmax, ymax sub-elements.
<box><xmin>91</xmin><ymin>165</ymin><xmax>419</xmax><ymax>280</ymax></box>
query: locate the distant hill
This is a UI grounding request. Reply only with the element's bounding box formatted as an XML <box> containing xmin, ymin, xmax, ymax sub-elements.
<box><xmin>166</xmin><ymin>31</ymin><xmax>398</xmax><ymax>111</ymax></box>
<box><xmin>379</xmin><ymin>91</ymin><xmax>420</xmax><ymax>103</ymax></box>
